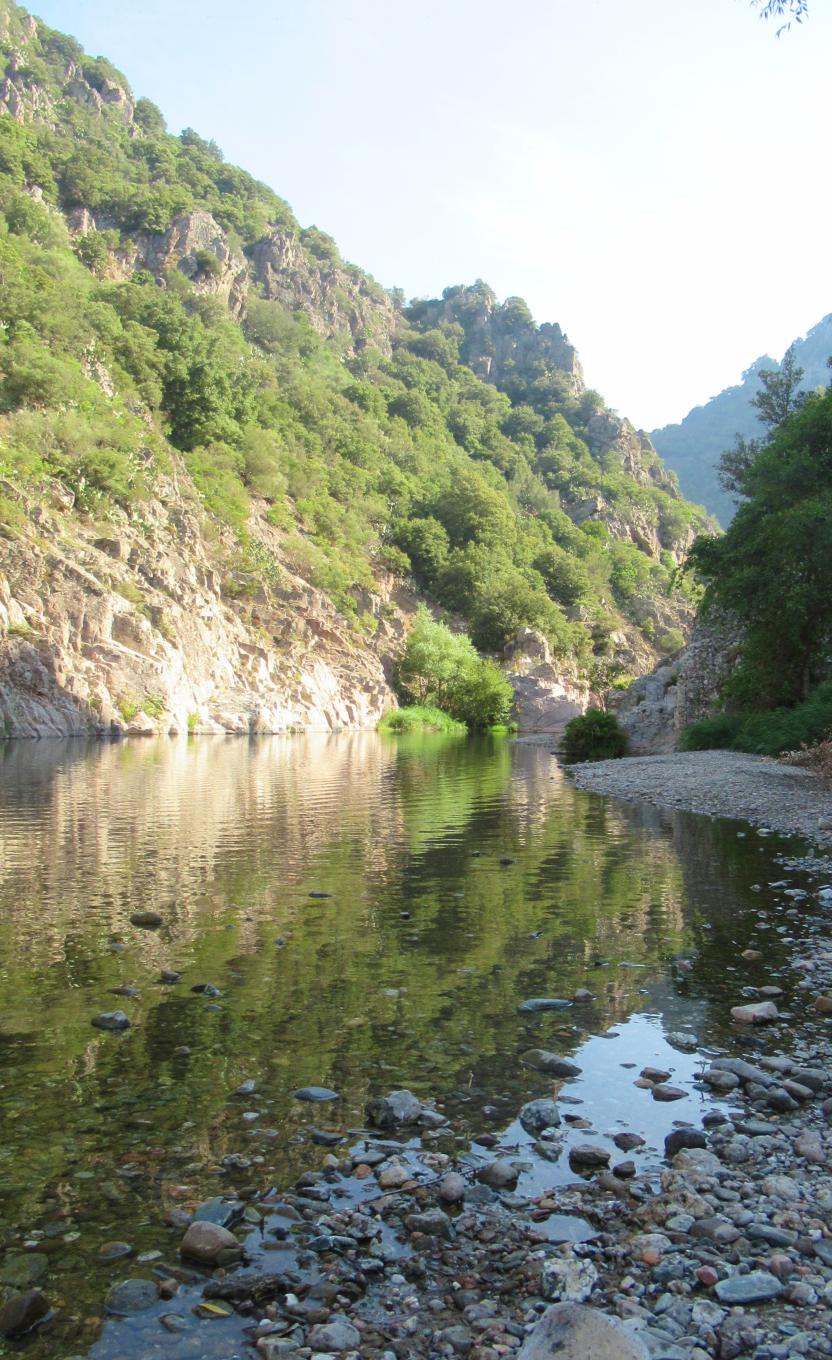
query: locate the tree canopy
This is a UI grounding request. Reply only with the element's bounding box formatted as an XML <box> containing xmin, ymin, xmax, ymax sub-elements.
<box><xmin>690</xmin><ymin>386</ymin><xmax>832</xmax><ymax>709</ymax></box>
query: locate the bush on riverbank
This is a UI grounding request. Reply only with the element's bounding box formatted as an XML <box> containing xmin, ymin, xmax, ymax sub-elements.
<box><xmin>680</xmin><ymin>679</ymin><xmax>832</xmax><ymax>756</ymax></box>
<box><xmin>560</xmin><ymin>709</ymin><xmax>627</xmax><ymax>762</ymax></box>
<box><xmin>378</xmin><ymin>706</ymin><xmax>466</xmax><ymax>734</ymax></box>
<box><xmin>395</xmin><ymin>608</ymin><xmax>514</xmax><ymax>730</ymax></box>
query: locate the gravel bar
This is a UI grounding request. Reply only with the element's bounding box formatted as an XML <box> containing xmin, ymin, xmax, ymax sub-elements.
<box><xmin>568</xmin><ymin>751</ymin><xmax>832</xmax><ymax>844</ymax></box>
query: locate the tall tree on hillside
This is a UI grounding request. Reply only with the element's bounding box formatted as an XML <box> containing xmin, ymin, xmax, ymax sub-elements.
<box><xmin>718</xmin><ymin>349</ymin><xmax>806</xmax><ymax>498</ymax></box>
<box><xmin>690</xmin><ymin>388</ymin><xmax>832</xmax><ymax>708</ymax></box>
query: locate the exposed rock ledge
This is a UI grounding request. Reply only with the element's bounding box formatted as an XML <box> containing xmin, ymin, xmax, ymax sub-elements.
<box><xmin>567</xmin><ymin>750</ymin><xmax>832</xmax><ymax>844</ymax></box>
<box><xmin>0</xmin><ymin>477</ymin><xmax>400</xmax><ymax>739</ymax></box>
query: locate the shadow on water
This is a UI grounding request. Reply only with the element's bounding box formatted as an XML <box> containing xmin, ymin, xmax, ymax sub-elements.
<box><xmin>0</xmin><ymin>734</ymin><xmax>823</xmax><ymax>1356</ymax></box>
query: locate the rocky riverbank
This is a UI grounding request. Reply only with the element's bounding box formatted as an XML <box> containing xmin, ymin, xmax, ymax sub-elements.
<box><xmin>567</xmin><ymin>751</ymin><xmax>832</xmax><ymax>846</ymax></box>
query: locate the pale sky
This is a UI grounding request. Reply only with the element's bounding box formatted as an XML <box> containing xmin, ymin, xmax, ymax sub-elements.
<box><xmin>29</xmin><ymin>0</ymin><xmax>832</xmax><ymax>429</ymax></box>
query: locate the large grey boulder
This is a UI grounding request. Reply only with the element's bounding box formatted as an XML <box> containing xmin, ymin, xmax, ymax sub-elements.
<box><xmin>517</xmin><ymin>1303</ymin><xmax>650</xmax><ymax>1359</ymax></box>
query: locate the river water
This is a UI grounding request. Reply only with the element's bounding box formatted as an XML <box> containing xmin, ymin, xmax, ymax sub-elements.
<box><xmin>0</xmin><ymin>733</ymin><xmax>818</xmax><ymax>1357</ymax></box>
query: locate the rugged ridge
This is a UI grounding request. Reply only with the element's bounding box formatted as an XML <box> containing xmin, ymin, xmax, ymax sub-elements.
<box><xmin>0</xmin><ymin>0</ymin><xmax>710</xmax><ymax>736</ymax></box>
<box><xmin>652</xmin><ymin>313</ymin><xmax>832</xmax><ymax>524</ymax></box>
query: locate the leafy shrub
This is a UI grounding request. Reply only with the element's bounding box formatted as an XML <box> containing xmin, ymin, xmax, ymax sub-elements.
<box><xmin>378</xmin><ymin>706</ymin><xmax>466</xmax><ymax>734</ymax></box>
<box><xmin>561</xmin><ymin>709</ymin><xmax>627</xmax><ymax>763</ymax></box>
<box><xmin>679</xmin><ymin>714</ymin><xmax>744</xmax><ymax>751</ymax></box>
<box><xmin>396</xmin><ymin>607</ymin><xmax>513</xmax><ymax>729</ymax></box>
<box><xmin>679</xmin><ymin>681</ymin><xmax>832</xmax><ymax>756</ymax></box>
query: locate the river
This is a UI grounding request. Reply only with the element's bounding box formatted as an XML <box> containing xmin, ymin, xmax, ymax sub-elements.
<box><xmin>0</xmin><ymin>733</ymin><xmax>818</xmax><ymax>1357</ymax></box>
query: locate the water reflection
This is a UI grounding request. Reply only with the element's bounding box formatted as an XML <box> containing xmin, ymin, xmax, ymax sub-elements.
<box><xmin>0</xmin><ymin>734</ymin><xmax>816</xmax><ymax>1357</ymax></box>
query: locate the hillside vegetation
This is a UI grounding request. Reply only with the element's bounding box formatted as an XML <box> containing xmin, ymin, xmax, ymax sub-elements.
<box><xmin>0</xmin><ymin>0</ymin><xmax>711</xmax><ymax>734</ymax></box>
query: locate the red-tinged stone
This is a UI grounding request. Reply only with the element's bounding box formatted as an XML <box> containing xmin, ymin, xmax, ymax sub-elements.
<box><xmin>768</xmin><ymin>1253</ymin><xmax>798</xmax><ymax>1278</ymax></box>
<box><xmin>696</xmin><ymin>1266</ymin><xmax>719</xmax><ymax>1287</ymax></box>
<box><xmin>642</xmin><ymin>1249</ymin><xmax>661</xmax><ymax>1266</ymax></box>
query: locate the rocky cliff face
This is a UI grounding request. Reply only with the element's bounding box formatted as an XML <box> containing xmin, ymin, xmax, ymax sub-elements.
<box><xmin>0</xmin><ymin>473</ymin><xmax>399</xmax><ymax>737</ymax></box>
<box><xmin>610</xmin><ymin>614</ymin><xmax>742</xmax><ymax>754</ymax></box>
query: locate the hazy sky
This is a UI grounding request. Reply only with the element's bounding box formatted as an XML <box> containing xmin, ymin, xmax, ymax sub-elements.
<box><xmin>29</xmin><ymin>0</ymin><xmax>831</xmax><ymax>428</ymax></box>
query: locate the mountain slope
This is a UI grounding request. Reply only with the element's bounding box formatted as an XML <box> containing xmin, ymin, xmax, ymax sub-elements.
<box><xmin>652</xmin><ymin>314</ymin><xmax>832</xmax><ymax>524</ymax></box>
<box><xmin>0</xmin><ymin>0</ymin><xmax>709</xmax><ymax>735</ymax></box>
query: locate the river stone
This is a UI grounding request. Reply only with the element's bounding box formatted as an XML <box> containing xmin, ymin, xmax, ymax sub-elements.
<box><xmin>105</xmin><ymin>1278</ymin><xmax>158</xmax><ymax>1315</ymax></box>
<box><xmin>406</xmin><ymin>1208</ymin><xmax>455</xmax><ymax>1239</ymax></box>
<box><xmin>378</xmin><ymin>1163</ymin><xmax>411</xmax><ymax>1190</ymax></box>
<box><xmin>651</xmin><ymin>1084</ymin><xmax>686</xmax><ymax>1101</ymax></box>
<box><xmin>193</xmin><ymin>1197</ymin><xmax>242</xmax><ymax>1227</ymax></box>
<box><xmin>667</xmin><ymin>1031</ymin><xmax>698</xmax><ymax>1052</ymax></box>
<box><xmin>180</xmin><ymin>1221</ymin><xmax>241</xmax><ymax>1265</ymax></box>
<box><xmin>98</xmin><ymin>1241</ymin><xmax>133</xmax><ymax>1261</ymax></box>
<box><xmin>307</xmin><ymin>1316</ymin><xmax>360</xmax><ymax>1351</ymax></box>
<box><xmin>518</xmin><ymin>998</ymin><xmax>572</xmax><ymax>1013</ymax></box>
<box><xmin>438</xmin><ymin>1171</ymin><xmax>466</xmax><ymax>1204</ymax></box>
<box><xmin>541</xmin><ymin>1256</ymin><xmax>599</xmax><ymax>1304</ymax></box>
<box><xmin>293</xmin><ymin>1086</ymin><xmax>339</xmax><ymax>1102</ymax></box>
<box><xmin>640</xmin><ymin>1067</ymin><xmax>671</xmax><ymax>1083</ymax></box>
<box><xmin>160</xmin><ymin>969</ymin><xmax>180</xmax><ymax>983</ymax></box>
<box><xmin>130</xmin><ymin>910</ymin><xmax>163</xmax><ymax>928</ymax></box>
<box><xmin>714</xmin><ymin>1271</ymin><xmax>784</xmax><ymax>1305</ymax></box>
<box><xmin>569</xmin><ymin>1144</ymin><xmax>610</xmax><ymax>1171</ymax></box>
<box><xmin>477</xmin><ymin>1159</ymin><xmax>519</xmax><ymax>1190</ymax></box>
<box><xmin>520</xmin><ymin>1098</ymin><xmax>562</xmax><ymax>1136</ymax></box>
<box><xmin>522</xmin><ymin>1049</ymin><xmax>582</xmax><ymax>1077</ymax></box>
<box><xmin>0</xmin><ymin>1290</ymin><xmax>50</xmax><ymax>1338</ymax></box>
<box><xmin>91</xmin><ymin>1010</ymin><xmax>130</xmax><ymax>1031</ymax></box>
<box><xmin>614</xmin><ymin>1132</ymin><xmax>645</xmax><ymax>1152</ymax></box>
<box><xmin>731</xmin><ymin>1000</ymin><xmax>778</xmax><ymax>1023</ymax></box>
<box><xmin>664</xmin><ymin>1127</ymin><xmax>706</xmax><ymax>1159</ymax></box>
<box><xmin>365</xmin><ymin>1089</ymin><xmax>422</xmax><ymax>1128</ymax></box>
<box><xmin>703</xmin><ymin>1068</ymin><xmax>740</xmax><ymax>1091</ymax></box>
<box><xmin>711</xmin><ymin>1056</ymin><xmax>773</xmax><ymax>1086</ymax></box>
<box><xmin>517</xmin><ymin>1302</ymin><xmax>648</xmax><ymax>1359</ymax></box>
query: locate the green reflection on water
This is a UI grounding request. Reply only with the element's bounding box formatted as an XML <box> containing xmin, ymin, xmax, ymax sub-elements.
<box><xmin>0</xmin><ymin>734</ymin><xmax>806</xmax><ymax>1357</ymax></box>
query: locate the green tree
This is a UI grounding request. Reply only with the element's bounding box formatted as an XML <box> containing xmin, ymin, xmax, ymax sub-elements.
<box><xmin>690</xmin><ymin>388</ymin><xmax>832</xmax><ymax>707</ymax></box>
<box><xmin>396</xmin><ymin>607</ymin><xmax>512</xmax><ymax>728</ymax></box>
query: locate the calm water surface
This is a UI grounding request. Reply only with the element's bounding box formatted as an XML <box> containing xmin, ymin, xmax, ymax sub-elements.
<box><xmin>0</xmin><ymin>734</ymin><xmax>817</xmax><ymax>1357</ymax></box>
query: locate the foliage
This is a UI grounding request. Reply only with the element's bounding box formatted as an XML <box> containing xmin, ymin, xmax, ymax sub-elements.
<box><xmin>395</xmin><ymin>607</ymin><xmax>513</xmax><ymax>729</ymax></box>
<box><xmin>560</xmin><ymin>709</ymin><xmax>627</xmax><ymax>763</ymax></box>
<box><xmin>378</xmin><ymin>705</ymin><xmax>466</xmax><ymax>734</ymax></box>
<box><xmin>689</xmin><ymin>389</ymin><xmax>832</xmax><ymax>709</ymax></box>
<box><xmin>680</xmin><ymin>680</ymin><xmax>832</xmax><ymax>756</ymax></box>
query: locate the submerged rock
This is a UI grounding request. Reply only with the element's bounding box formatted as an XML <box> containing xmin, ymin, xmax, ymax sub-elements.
<box><xmin>180</xmin><ymin>1221</ymin><xmax>242</xmax><ymax>1265</ymax></box>
<box><xmin>130</xmin><ymin>910</ymin><xmax>163</xmax><ymax>928</ymax></box>
<box><xmin>91</xmin><ymin>1010</ymin><xmax>130</xmax><ymax>1031</ymax></box>
<box><xmin>519</xmin><ymin>1097</ymin><xmax>562</xmax><ymax>1136</ymax></box>
<box><xmin>293</xmin><ymin>1085</ymin><xmax>339</xmax><ymax>1102</ymax></box>
<box><xmin>518</xmin><ymin>997</ymin><xmax>572</xmax><ymax>1013</ymax></box>
<box><xmin>105</xmin><ymin>1279</ymin><xmax>158</xmax><ymax>1315</ymax></box>
<box><xmin>569</xmin><ymin>1144</ymin><xmax>610</xmax><ymax>1171</ymax></box>
<box><xmin>0</xmin><ymin>1291</ymin><xmax>50</xmax><ymax>1339</ymax></box>
<box><xmin>731</xmin><ymin>1000</ymin><xmax>779</xmax><ymax>1023</ymax></box>
<box><xmin>477</xmin><ymin>1159</ymin><xmax>518</xmax><ymax>1190</ymax></box>
<box><xmin>365</xmin><ymin>1088</ymin><xmax>423</xmax><ymax>1128</ymax></box>
<box><xmin>522</xmin><ymin>1049</ymin><xmax>582</xmax><ymax>1076</ymax></box>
